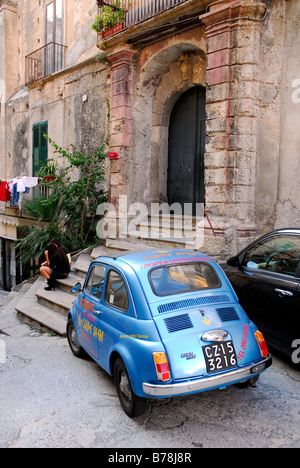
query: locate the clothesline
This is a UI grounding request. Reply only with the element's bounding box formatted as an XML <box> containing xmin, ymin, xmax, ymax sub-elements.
<box><xmin>0</xmin><ymin>176</ymin><xmax>40</xmax><ymax>209</ymax></box>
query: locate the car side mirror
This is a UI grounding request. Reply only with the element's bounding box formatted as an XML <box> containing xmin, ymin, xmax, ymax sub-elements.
<box><xmin>71</xmin><ymin>282</ymin><xmax>82</xmax><ymax>294</ymax></box>
<box><xmin>227</xmin><ymin>256</ymin><xmax>241</xmax><ymax>268</ymax></box>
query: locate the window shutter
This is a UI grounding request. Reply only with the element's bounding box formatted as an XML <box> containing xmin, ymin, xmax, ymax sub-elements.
<box><xmin>40</xmin><ymin>122</ymin><xmax>48</xmax><ymax>167</ymax></box>
<box><xmin>32</xmin><ymin>122</ymin><xmax>48</xmax><ymax>176</ymax></box>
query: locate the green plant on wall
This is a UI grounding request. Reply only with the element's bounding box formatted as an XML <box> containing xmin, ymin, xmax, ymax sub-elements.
<box><xmin>16</xmin><ymin>137</ymin><xmax>109</xmax><ymax>266</ymax></box>
<box><xmin>92</xmin><ymin>1</ymin><xmax>126</xmax><ymax>32</ymax></box>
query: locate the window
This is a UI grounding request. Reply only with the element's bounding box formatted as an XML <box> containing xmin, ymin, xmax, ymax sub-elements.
<box><xmin>85</xmin><ymin>265</ymin><xmax>106</xmax><ymax>300</ymax></box>
<box><xmin>242</xmin><ymin>234</ymin><xmax>300</xmax><ymax>276</ymax></box>
<box><xmin>149</xmin><ymin>263</ymin><xmax>220</xmax><ymax>296</ymax></box>
<box><xmin>32</xmin><ymin>121</ymin><xmax>48</xmax><ymax>176</ymax></box>
<box><xmin>46</xmin><ymin>0</ymin><xmax>63</xmax><ymax>45</ymax></box>
<box><xmin>45</xmin><ymin>0</ymin><xmax>64</xmax><ymax>75</ymax></box>
<box><xmin>105</xmin><ymin>270</ymin><xmax>129</xmax><ymax>311</ymax></box>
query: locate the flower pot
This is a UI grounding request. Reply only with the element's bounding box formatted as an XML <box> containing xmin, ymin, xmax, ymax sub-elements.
<box><xmin>44</xmin><ymin>176</ymin><xmax>56</xmax><ymax>182</ymax></box>
<box><xmin>102</xmin><ymin>23</ymin><xmax>124</xmax><ymax>38</ymax></box>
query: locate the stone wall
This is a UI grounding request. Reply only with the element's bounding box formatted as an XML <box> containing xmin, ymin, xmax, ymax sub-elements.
<box><xmin>103</xmin><ymin>0</ymin><xmax>300</xmax><ymax>259</ymax></box>
<box><xmin>1</xmin><ymin>0</ymin><xmax>107</xmax><ymax>181</ymax></box>
<box><xmin>4</xmin><ymin>59</ymin><xmax>109</xmax><ymax>180</ymax></box>
<box><xmin>1</xmin><ymin>0</ymin><xmax>300</xmax><ymax>263</ymax></box>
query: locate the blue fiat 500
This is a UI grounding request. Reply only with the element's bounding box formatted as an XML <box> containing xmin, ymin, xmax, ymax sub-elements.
<box><xmin>67</xmin><ymin>249</ymin><xmax>272</xmax><ymax>417</ymax></box>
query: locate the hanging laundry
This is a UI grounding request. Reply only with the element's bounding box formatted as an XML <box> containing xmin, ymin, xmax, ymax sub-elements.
<box><xmin>17</xmin><ymin>178</ymin><xmax>26</xmax><ymax>193</ymax></box>
<box><xmin>6</xmin><ymin>183</ymin><xmax>11</xmax><ymax>202</ymax></box>
<box><xmin>22</xmin><ymin>176</ymin><xmax>39</xmax><ymax>188</ymax></box>
<box><xmin>0</xmin><ymin>181</ymin><xmax>8</xmax><ymax>202</ymax></box>
<box><xmin>11</xmin><ymin>183</ymin><xmax>19</xmax><ymax>206</ymax></box>
<box><xmin>0</xmin><ymin>175</ymin><xmax>41</xmax><ymax>207</ymax></box>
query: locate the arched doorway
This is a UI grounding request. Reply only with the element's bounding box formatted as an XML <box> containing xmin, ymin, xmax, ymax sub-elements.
<box><xmin>167</xmin><ymin>86</ymin><xmax>206</xmax><ymax>215</ymax></box>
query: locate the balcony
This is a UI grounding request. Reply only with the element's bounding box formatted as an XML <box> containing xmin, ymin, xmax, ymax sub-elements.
<box><xmin>95</xmin><ymin>0</ymin><xmax>192</xmax><ymax>38</ymax></box>
<box><xmin>25</xmin><ymin>42</ymin><xmax>67</xmax><ymax>85</ymax></box>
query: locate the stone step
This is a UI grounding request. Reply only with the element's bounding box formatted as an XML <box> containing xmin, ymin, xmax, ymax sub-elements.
<box><xmin>110</xmin><ymin>234</ymin><xmax>196</xmax><ymax>249</ymax></box>
<box><xmin>124</xmin><ymin>233</ymin><xmax>196</xmax><ymax>247</ymax></box>
<box><xmin>15</xmin><ymin>276</ymin><xmax>67</xmax><ymax>336</ymax></box>
<box><xmin>56</xmin><ymin>271</ymin><xmax>84</xmax><ymax>294</ymax></box>
<box><xmin>35</xmin><ymin>284</ymin><xmax>75</xmax><ymax>317</ymax></box>
<box><xmin>73</xmin><ymin>252</ymin><xmax>92</xmax><ymax>278</ymax></box>
<box><xmin>14</xmin><ymin>250</ymin><xmax>92</xmax><ymax>337</ymax></box>
<box><xmin>90</xmin><ymin>245</ymin><xmax>109</xmax><ymax>259</ymax></box>
<box><xmin>16</xmin><ymin>298</ymin><xmax>67</xmax><ymax>336</ymax></box>
<box><xmin>16</xmin><ymin>236</ymin><xmax>208</xmax><ymax>337</ymax></box>
<box><xmin>20</xmin><ymin>249</ymin><xmax>99</xmax><ymax>333</ymax></box>
<box><xmin>105</xmin><ymin>238</ymin><xmax>154</xmax><ymax>252</ymax></box>
<box><xmin>0</xmin><ymin>281</ymin><xmax>36</xmax><ymax>337</ymax></box>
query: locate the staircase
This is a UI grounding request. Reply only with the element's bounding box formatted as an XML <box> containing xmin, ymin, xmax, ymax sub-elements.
<box><xmin>14</xmin><ymin>241</ymin><xmax>151</xmax><ymax>336</ymax></box>
<box><xmin>14</xmin><ymin>222</ymin><xmax>219</xmax><ymax>336</ymax></box>
<box><xmin>15</xmin><ymin>250</ymin><xmax>93</xmax><ymax>337</ymax></box>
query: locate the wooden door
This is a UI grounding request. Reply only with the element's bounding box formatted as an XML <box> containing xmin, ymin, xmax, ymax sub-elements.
<box><xmin>167</xmin><ymin>86</ymin><xmax>206</xmax><ymax>215</ymax></box>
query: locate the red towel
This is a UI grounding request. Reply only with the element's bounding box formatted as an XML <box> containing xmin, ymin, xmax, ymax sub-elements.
<box><xmin>0</xmin><ymin>181</ymin><xmax>8</xmax><ymax>202</ymax></box>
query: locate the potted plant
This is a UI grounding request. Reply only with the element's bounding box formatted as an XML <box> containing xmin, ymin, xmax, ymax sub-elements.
<box><xmin>37</xmin><ymin>160</ymin><xmax>58</xmax><ymax>182</ymax></box>
<box><xmin>92</xmin><ymin>1</ymin><xmax>126</xmax><ymax>37</ymax></box>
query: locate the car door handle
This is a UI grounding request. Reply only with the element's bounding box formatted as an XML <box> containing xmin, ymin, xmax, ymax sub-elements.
<box><xmin>275</xmin><ymin>288</ymin><xmax>293</xmax><ymax>297</ymax></box>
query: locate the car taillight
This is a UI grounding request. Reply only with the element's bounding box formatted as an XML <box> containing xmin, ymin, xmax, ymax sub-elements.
<box><xmin>254</xmin><ymin>330</ymin><xmax>269</xmax><ymax>357</ymax></box>
<box><xmin>153</xmin><ymin>352</ymin><xmax>171</xmax><ymax>382</ymax></box>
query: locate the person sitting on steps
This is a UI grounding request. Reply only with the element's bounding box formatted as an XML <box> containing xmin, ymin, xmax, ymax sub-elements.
<box><xmin>50</xmin><ymin>237</ymin><xmax>71</xmax><ymax>268</ymax></box>
<box><xmin>40</xmin><ymin>242</ymin><xmax>70</xmax><ymax>291</ymax></box>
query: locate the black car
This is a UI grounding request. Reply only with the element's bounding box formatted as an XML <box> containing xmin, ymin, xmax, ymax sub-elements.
<box><xmin>222</xmin><ymin>228</ymin><xmax>300</xmax><ymax>361</ymax></box>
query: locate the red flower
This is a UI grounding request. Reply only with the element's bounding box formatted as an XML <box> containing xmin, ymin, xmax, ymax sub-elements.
<box><xmin>107</xmin><ymin>152</ymin><xmax>119</xmax><ymax>160</ymax></box>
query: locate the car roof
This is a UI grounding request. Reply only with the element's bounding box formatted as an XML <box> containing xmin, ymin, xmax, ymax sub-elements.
<box><xmin>272</xmin><ymin>227</ymin><xmax>300</xmax><ymax>234</ymax></box>
<box><xmin>95</xmin><ymin>248</ymin><xmax>215</xmax><ymax>272</ymax></box>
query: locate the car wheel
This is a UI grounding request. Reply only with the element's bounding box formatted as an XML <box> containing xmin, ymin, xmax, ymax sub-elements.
<box><xmin>114</xmin><ymin>358</ymin><xmax>147</xmax><ymax>418</ymax></box>
<box><xmin>67</xmin><ymin>318</ymin><xmax>87</xmax><ymax>359</ymax></box>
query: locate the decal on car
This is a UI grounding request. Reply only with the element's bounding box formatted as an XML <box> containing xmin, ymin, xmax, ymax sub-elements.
<box><xmin>181</xmin><ymin>352</ymin><xmax>196</xmax><ymax>360</ymax></box>
<box><xmin>80</xmin><ymin>297</ymin><xmax>95</xmax><ymax>314</ymax></box>
<box><xmin>78</xmin><ymin>312</ymin><xmax>104</xmax><ymax>342</ymax></box>
<box><xmin>238</xmin><ymin>324</ymin><xmax>249</xmax><ymax>361</ymax></box>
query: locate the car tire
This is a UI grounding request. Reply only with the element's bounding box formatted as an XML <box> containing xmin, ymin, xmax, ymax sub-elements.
<box><xmin>114</xmin><ymin>357</ymin><xmax>147</xmax><ymax>418</ymax></box>
<box><xmin>67</xmin><ymin>318</ymin><xmax>88</xmax><ymax>359</ymax></box>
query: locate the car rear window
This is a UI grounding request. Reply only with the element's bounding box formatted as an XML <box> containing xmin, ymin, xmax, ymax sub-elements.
<box><xmin>149</xmin><ymin>263</ymin><xmax>221</xmax><ymax>296</ymax></box>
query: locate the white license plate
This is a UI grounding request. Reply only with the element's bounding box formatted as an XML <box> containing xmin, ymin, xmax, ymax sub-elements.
<box><xmin>202</xmin><ymin>340</ymin><xmax>237</xmax><ymax>373</ymax></box>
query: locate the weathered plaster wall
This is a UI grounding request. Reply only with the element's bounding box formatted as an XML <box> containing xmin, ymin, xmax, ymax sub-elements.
<box><xmin>255</xmin><ymin>0</ymin><xmax>284</xmax><ymax>232</ymax></box>
<box><xmin>1</xmin><ymin>0</ymin><xmax>108</xmax><ymax>180</ymax></box>
<box><xmin>18</xmin><ymin>0</ymin><xmax>98</xmax><ymax>85</ymax></box>
<box><xmin>65</xmin><ymin>0</ymin><xmax>98</xmax><ymax>67</ymax></box>
<box><xmin>276</xmin><ymin>0</ymin><xmax>300</xmax><ymax>228</ymax></box>
<box><xmin>4</xmin><ymin>60</ymin><xmax>110</xmax><ymax>181</ymax></box>
<box><xmin>0</xmin><ymin>0</ymin><xmax>19</xmax><ymax>177</ymax></box>
<box><xmin>255</xmin><ymin>0</ymin><xmax>300</xmax><ymax>232</ymax></box>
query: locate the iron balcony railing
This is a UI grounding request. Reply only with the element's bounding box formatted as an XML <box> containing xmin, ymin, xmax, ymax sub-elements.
<box><xmin>96</xmin><ymin>0</ymin><xmax>187</xmax><ymax>37</ymax></box>
<box><xmin>25</xmin><ymin>42</ymin><xmax>67</xmax><ymax>84</ymax></box>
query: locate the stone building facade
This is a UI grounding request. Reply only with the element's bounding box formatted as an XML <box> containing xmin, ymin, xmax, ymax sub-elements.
<box><xmin>0</xmin><ymin>0</ymin><xmax>299</xmax><ymax>286</ymax></box>
<box><xmin>0</xmin><ymin>0</ymin><xmax>109</xmax><ymax>288</ymax></box>
<box><xmin>101</xmin><ymin>0</ymin><xmax>300</xmax><ymax>258</ymax></box>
